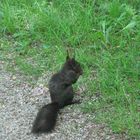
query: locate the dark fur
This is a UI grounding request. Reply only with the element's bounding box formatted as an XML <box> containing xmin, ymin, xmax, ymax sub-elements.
<box><xmin>32</xmin><ymin>56</ymin><xmax>82</xmax><ymax>133</ymax></box>
<box><xmin>32</xmin><ymin>103</ymin><xmax>59</xmax><ymax>133</ymax></box>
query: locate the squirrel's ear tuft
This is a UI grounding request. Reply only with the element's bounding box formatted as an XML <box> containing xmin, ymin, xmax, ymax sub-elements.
<box><xmin>73</xmin><ymin>49</ymin><xmax>76</xmax><ymax>59</ymax></box>
<box><xmin>66</xmin><ymin>55</ymin><xmax>70</xmax><ymax>61</ymax></box>
<box><xmin>66</xmin><ymin>49</ymin><xmax>70</xmax><ymax>61</ymax></box>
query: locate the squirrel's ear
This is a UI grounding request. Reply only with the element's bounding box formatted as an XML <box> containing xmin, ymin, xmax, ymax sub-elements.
<box><xmin>66</xmin><ymin>49</ymin><xmax>70</xmax><ymax>61</ymax></box>
<box><xmin>71</xmin><ymin>49</ymin><xmax>75</xmax><ymax>60</ymax></box>
<box><xmin>66</xmin><ymin>55</ymin><xmax>70</xmax><ymax>60</ymax></box>
<box><xmin>73</xmin><ymin>49</ymin><xmax>76</xmax><ymax>59</ymax></box>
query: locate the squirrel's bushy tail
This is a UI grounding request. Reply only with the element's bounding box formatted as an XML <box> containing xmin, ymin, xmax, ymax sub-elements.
<box><xmin>32</xmin><ymin>102</ymin><xmax>59</xmax><ymax>133</ymax></box>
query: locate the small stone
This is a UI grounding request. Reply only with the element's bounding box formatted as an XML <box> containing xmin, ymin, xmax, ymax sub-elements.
<box><xmin>12</xmin><ymin>75</ymin><xmax>16</xmax><ymax>80</ymax></box>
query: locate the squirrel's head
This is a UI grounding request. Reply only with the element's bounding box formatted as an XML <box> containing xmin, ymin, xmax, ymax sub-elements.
<box><xmin>64</xmin><ymin>54</ymin><xmax>83</xmax><ymax>75</ymax></box>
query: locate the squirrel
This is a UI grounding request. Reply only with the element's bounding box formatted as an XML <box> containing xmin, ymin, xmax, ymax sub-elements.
<box><xmin>32</xmin><ymin>51</ymin><xmax>83</xmax><ymax>133</ymax></box>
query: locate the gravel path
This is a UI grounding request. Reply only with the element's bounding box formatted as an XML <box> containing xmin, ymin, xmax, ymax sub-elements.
<box><xmin>0</xmin><ymin>61</ymin><xmax>128</xmax><ymax>140</ymax></box>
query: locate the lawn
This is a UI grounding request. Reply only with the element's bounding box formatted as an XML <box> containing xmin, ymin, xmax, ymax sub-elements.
<box><xmin>0</xmin><ymin>0</ymin><xmax>140</xmax><ymax>138</ymax></box>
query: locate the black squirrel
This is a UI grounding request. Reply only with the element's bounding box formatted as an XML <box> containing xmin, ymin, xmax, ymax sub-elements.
<box><xmin>32</xmin><ymin>52</ymin><xmax>83</xmax><ymax>133</ymax></box>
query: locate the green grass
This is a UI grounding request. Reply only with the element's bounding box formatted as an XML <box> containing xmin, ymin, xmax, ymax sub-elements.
<box><xmin>0</xmin><ymin>0</ymin><xmax>140</xmax><ymax>138</ymax></box>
